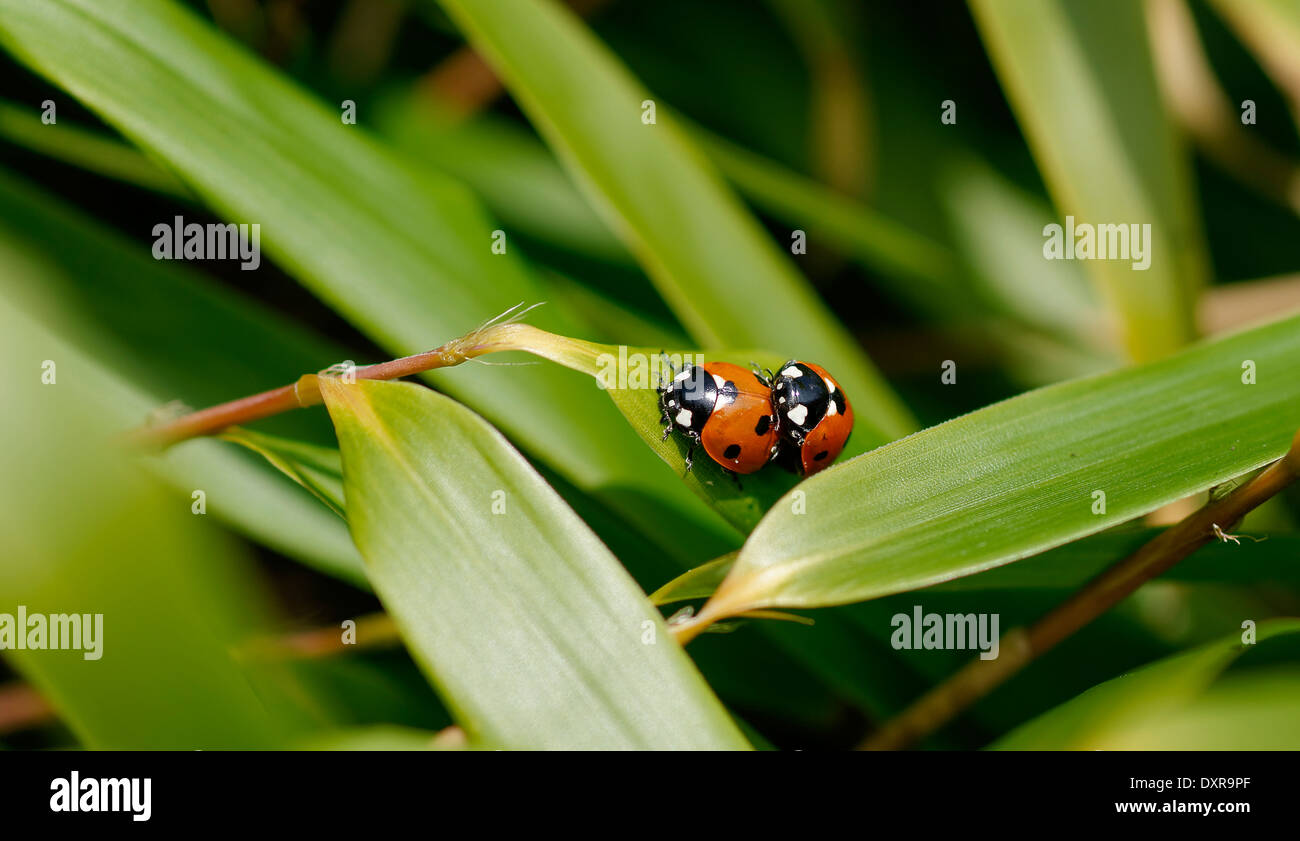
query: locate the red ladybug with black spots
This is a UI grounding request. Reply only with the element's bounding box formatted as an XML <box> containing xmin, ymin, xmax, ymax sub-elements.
<box><xmin>658</xmin><ymin>360</ymin><xmax>780</xmax><ymax>475</ymax></box>
<box><xmin>658</xmin><ymin>357</ymin><xmax>853</xmax><ymax>478</ymax></box>
<box><xmin>758</xmin><ymin>360</ymin><xmax>854</xmax><ymax>476</ymax></box>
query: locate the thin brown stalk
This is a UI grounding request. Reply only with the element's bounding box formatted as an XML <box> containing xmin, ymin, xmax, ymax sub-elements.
<box><xmin>124</xmin><ymin>311</ymin><xmax>592</xmax><ymax>450</ymax></box>
<box><xmin>126</xmin><ymin>342</ymin><xmax>481</xmax><ymax>450</ymax></box>
<box><xmin>240</xmin><ymin>612</ymin><xmax>401</xmax><ymax>661</ymax></box>
<box><xmin>859</xmin><ymin>429</ymin><xmax>1300</xmax><ymax>751</ymax></box>
<box><xmin>0</xmin><ymin>682</ymin><xmax>56</xmax><ymax>735</ymax></box>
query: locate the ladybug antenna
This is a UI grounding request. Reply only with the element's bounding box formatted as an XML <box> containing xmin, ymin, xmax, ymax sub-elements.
<box><xmin>658</xmin><ymin>351</ymin><xmax>677</xmax><ymax>388</ymax></box>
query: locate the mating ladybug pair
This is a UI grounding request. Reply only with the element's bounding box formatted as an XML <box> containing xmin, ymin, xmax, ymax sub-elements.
<box><xmin>658</xmin><ymin>359</ymin><xmax>854</xmax><ymax>478</ymax></box>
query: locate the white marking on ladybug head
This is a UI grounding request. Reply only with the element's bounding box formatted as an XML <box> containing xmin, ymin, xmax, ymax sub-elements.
<box><xmin>674</xmin><ymin>369</ymin><xmax>692</xmax><ymax>383</ymax></box>
<box><xmin>667</xmin><ymin>398</ymin><xmax>677</xmax><ymax>408</ymax></box>
<box><xmin>826</xmin><ymin>400</ymin><xmax>838</xmax><ymax>416</ymax></box>
<box><xmin>781</xmin><ymin>365</ymin><xmax>802</xmax><ymax>378</ymax></box>
<box><xmin>712</xmin><ymin>373</ymin><xmax>726</xmax><ymax>388</ymax></box>
<box><xmin>777</xmin><ymin>395</ymin><xmax>786</xmax><ymax>404</ymax></box>
<box><xmin>675</xmin><ymin>408</ymin><xmax>693</xmax><ymax>427</ymax></box>
<box><xmin>787</xmin><ymin>404</ymin><xmax>808</xmax><ymax>426</ymax></box>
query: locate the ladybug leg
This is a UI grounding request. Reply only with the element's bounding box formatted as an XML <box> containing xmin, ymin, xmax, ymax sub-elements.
<box><xmin>749</xmin><ymin>361</ymin><xmax>773</xmax><ymax>388</ymax></box>
<box><xmin>657</xmin><ymin>380</ymin><xmax>672</xmax><ymax>439</ymax></box>
<box><xmin>683</xmin><ymin>438</ymin><xmax>697</xmax><ymax>472</ymax></box>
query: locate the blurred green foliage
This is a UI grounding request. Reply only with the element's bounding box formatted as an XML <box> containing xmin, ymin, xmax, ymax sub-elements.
<box><xmin>0</xmin><ymin>0</ymin><xmax>1298</xmax><ymax>750</ymax></box>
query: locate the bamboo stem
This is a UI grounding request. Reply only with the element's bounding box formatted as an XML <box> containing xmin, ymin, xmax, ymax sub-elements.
<box><xmin>126</xmin><ymin>343</ymin><xmax>480</xmax><ymax>449</ymax></box>
<box><xmin>239</xmin><ymin>612</ymin><xmax>401</xmax><ymax>661</ymax></box>
<box><xmin>0</xmin><ymin>682</ymin><xmax>56</xmax><ymax>735</ymax></box>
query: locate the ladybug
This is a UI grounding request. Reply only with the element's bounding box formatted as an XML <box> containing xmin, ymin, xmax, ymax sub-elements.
<box><xmin>762</xmin><ymin>360</ymin><xmax>854</xmax><ymax>476</ymax></box>
<box><xmin>658</xmin><ymin>360</ymin><xmax>780</xmax><ymax>475</ymax></box>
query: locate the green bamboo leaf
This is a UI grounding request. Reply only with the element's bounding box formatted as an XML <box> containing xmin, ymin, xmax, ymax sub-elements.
<box><xmin>0</xmin><ymin>296</ymin><xmax>309</xmax><ymax>748</ymax></box>
<box><xmin>378</xmin><ymin>91</ymin><xmax>957</xmax><ymax>312</ymax></box>
<box><xmin>223</xmin><ymin>391</ymin><xmax>934</xmax><ymax>728</ymax></box>
<box><xmin>319</xmin><ymin>377</ymin><xmax>748</xmax><ymax>749</ymax></box>
<box><xmin>651</xmin><ymin>525</ymin><xmax>1300</xmax><ymax>609</ymax></box>
<box><xmin>992</xmin><ymin>619</ymin><xmax>1300</xmax><ymax>749</ymax></box>
<box><xmin>1086</xmin><ymin>669</ymin><xmax>1300</xmax><ymax>750</ymax></box>
<box><xmin>0</xmin><ymin>170</ymin><xmax>344</xmax><ymax>445</ymax></box>
<box><xmin>0</xmin><ymin>0</ymin><xmax>743</xmax><ymax>581</ymax></box>
<box><xmin>221</xmin><ymin>429</ymin><xmax>346</xmax><ymax>519</ymax></box>
<box><xmin>651</xmin><ymin>554</ymin><xmax>738</xmax><ymax>606</ymax></box>
<box><xmin>692</xmin><ymin>126</ymin><xmax>962</xmax><ymax>310</ymax></box>
<box><xmin>431</xmin><ymin>0</ymin><xmax>915</xmax><ymax>450</ymax></box>
<box><xmin>940</xmin><ymin>158</ymin><xmax>1107</xmax><ymax>349</ymax></box>
<box><xmin>931</xmin><ymin>156</ymin><xmax>1118</xmax><ymax>385</ymax></box>
<box><xmin>0</xmin><ymin>98</ymin><xmax>187</xmax><ymax>196</ymax></box>
<box><xmin>0</xmin><ymin>288</ymin><xmax>368</xmax><ymax>588</ymax></box>
<box><xmin>221</xmin><ymin>357</ymin><xmax>930</xmax><ymax>728</ymax></box>
<box><xmin>227</xmin><ymin>430</ymin><xmax>922</xmax><ymax>730</ymax></box>
<box><xmin>695</xmin><ymin>313</ymin><xmax>1300</xmax><ymax>618</ymax></box>
<box><xmin>969</xmin><ymin>0</ymin><xmax>1208</xmax><ymax>362</ymax></box>
<box><xmin>0</xmin><ymin>167</ymin><xmax>366</xmax><ymax>586</ymax></box>
<box><xmin>375</xmin><ymin>96</ymin><xmax>631</xmax><ymax>265</ymax></box>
